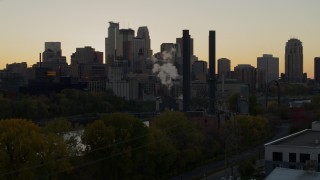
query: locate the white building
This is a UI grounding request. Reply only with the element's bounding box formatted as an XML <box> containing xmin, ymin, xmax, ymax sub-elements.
<box><xmin>257</xmin><ymin>54</ymin><xmax>279</xmax><ymax>83</ymax></box>
<box><xmin>265</xmin><ymin>121</ymin><xmax>320</xmax><ymax>176</ymax></box>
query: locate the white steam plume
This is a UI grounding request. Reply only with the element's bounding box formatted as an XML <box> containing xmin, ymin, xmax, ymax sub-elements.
<box><xmin>152</xmin><ymin>48</ymin><xmax>179</xmax><ymax>90</ymax></box>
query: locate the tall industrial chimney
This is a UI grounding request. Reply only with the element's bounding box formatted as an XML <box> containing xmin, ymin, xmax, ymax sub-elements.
<box><xmin>39</xmin><ymin>53</ymin><xmax>42</xmax><ymax>68</ymax></box>
<box><xmin>208</xmin><ymin>31</ymin><xmax>216</xmax><ymax>114</ymax></box>
<box><xmin>183</xmin><ymin>30</ymin><xmax>191</xmax><ymax>112</ymax></box>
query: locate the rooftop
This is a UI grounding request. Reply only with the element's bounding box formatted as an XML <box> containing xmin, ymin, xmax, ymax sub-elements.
<box><xmin>266</xmin><ymin>129</ymin><xmax>320</xmax><ymax>148</ymax></box>
<box><xmin>265</xmin><ymin>121</ymin><xmax>320</xmax><ymax>148</ymax></box>
<box><xmin>266</xmin><ymin>167</ymin><xmax>320</xmax><ymax>180</ymax></box>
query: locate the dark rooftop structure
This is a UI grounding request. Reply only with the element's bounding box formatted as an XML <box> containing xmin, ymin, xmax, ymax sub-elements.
<box><xmin>272</xmin><ymin>130</ymin><xmax>320</xmax><ymax>147</ymax></box>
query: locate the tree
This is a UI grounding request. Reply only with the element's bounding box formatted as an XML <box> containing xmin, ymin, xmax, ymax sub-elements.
<box><xmin>221</xmin><ymin>115</ymin><xmax>269</xmax><ymax>149</ymax></box>
<box><xmin>0</xmin><ymin>119</ymin><xmax>70</xmax><ymax>179</ymax></box>
<box><xmin>151</xmin><ymin>111</ymin><xmax>203</xmax><ymax>174</ymax></box>
<box><xmin>228</xmin><ymin>93</ymin><xmax>240</xmax><ymax>112</ymax></box>
<box><xmin>249</xmin><ymin>95</ymin><xmax>264</xmax><ymax>115</ymax></box>
<box><xmin>238</xmin><ymin>160</ymin><xmax>255</xmax><ymax>180</ymax></box>
<box><xmin>81</xmin><ymin>113</ymin><xmax>150</xmax><ymax>179</ymax></box>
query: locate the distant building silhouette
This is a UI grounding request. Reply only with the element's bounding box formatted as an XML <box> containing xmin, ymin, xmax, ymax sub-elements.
<box><xmin>314</xmin><ymin>57</ymin><xmax>320</xmax><ymax>83</ymax></box>
<box><xmin>38</xmin><ymin>42</ymin><xmax>69</xmax><ymax>77</ymax></box>
<box><xmin>176</xmin><ymin>36</ymin><xmax>194</xmax><ymax>74</ymax></box>
<box><xmin>137</xmin><ymin>26</ymin><xmax>152</xmax><ymax>58</ymax></box>
<box><xmin>70</xmin><ymin>46</ymin><xmax>105</xmax><ymax>82</ymax></box>
<box><xmin>192</xmin><ymin>60</ymin><xmax>207</xmax><ymax>82</ymax></box>
<box><xmin>285</xmin><ymin>38</ymin><xmax>303</xmax><ymax>83</ymax></box>
<box><xmin>234</xmin><ymin>64</ymin><xmax>256</xmax><ymax>91</ymax></box>
<box><xmin>217</xmin><ymin>58</ymin><xmax>231</xmax><ymax>80</ymax></box>
<box><xmin>105</xmin><ymin>22</ymin><xmax>120</xmax><ymax>64</ymax></box>
<box><xmin>257</xmin><ymin>54</ymin><xmax>279</xmax><ymax>83</ymax></box>
<box><xmin>118</xmin><ymin>28</ymin><xmax>135</xmax><ymax>61</ymax></box>
<box><xmin>43</xmin><ymin>42</ymin><xmax>62</xmax><ymax>60</ymax></box>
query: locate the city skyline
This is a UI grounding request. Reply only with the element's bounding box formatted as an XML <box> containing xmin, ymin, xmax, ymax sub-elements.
<box><xmin>1</xmin><ymin>0</ymin><xmax>320</xmax><ymax>77</ymax></box>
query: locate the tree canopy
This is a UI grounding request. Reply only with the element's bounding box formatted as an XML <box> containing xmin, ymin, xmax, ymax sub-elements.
<box><xmin>0</xmin><ymin>119</ymin><xmax>70</xmax><ymax>179</ymax></box>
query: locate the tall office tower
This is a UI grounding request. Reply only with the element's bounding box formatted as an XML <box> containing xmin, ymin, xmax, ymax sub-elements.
<box><xmin>176</xmin><ymin>37</ymin><xmax>194</xmax><ymax>75</ymax></box>
<box><xmin>43</xmin><ymin>42</ymin><xmax>63</xmax><ymax>62</ymax></box>
<box><xmin>257</xmin><ymin>54</ymin><xmax>279</xmax><ymax>83</ymax></box>
<box><xmin>208</xmin><ymin>31</ymin><xmax>216</xmax><ymax>114</ymax></box>
<box><xmin>105</xmin><ymin>22</ymin><xmax>120</xmax><ymax>64</ymax></box>
<box><xmin>70</xmin><ymin>46</ymin><xmax>105</xmax><ymax>81</ymax></box>
<box><xmin>192</xmin><ymin>60</ymin><xmax>207</xmax><ymax>82</ymax></box>
<box><xmin>234</xmin><ymin>64</ymin><xmax>256</xmax><ymax>91</ymax></box>
<box><xmin>41</xmin><ymin>42</ymin><xmax>68</xmax><ymax>76</ymax></box>
<box><xmin>176</xmin><ymin>37</ymin><xmax>194</xmax><ymax>57</ymax></box>
<box><xmin>44</xmin><ymin>42</ymin><xmax>62</xmax><ymax>57</ymax></box>
<box><xmin>183</xmin><ymin>30</ymin><xmax>191</xmax><ymax>112</ymax></box>
<box><xmin>217</xmin><ymin>58</ymin><xmax>231</xmax><ymax>80</ymax></box>
<box><xmin>160</xmin><ymin>43</ymin><xmax>179</xmax><ymax>63</ymax></box>
<box><xmin>285</xmin><ymin>38</ymin><xmax>303</xmax><ymax>83</ymax></box>
<box><xmin>137</xmin><ymin>26</ymin><xmax>152</xmax><ymax>58</ymax></box>
<box><xmin>315</xmin><ymin>57</ymin><xmax>320</xmax><ymax>83</ymax></box>
<box><xmin>119</xmin><ymin>29</ymin><xmax>135</xmax><ymax>60</ymax></box>
<box><xmin>131</xmin><ymin>38</ymin><xmax>145</xmax><ymax>73</ymax></box>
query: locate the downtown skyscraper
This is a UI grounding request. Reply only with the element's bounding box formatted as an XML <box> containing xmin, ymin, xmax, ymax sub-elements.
<box><xmin>257</xmin><ymin>54</ymin><xmax>279</xmax><ymax>83</ymax></box>
<box><xmin>285</xmin><ymin>38</ymin><xmax>303</xmax><ymax>83</ymax></box>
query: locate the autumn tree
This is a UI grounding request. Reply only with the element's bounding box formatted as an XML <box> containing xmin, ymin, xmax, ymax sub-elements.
<box><xmin>150</xmin><ymin>111</ymin><xmax>204</xmax><ymax>175</ymax></box>
<box><xmin>81</xmin><ymin>113</ymin><xmax>150</xmax><ymax>179</ymax></box>
<box><xmin>0</xmin><ymin>119</ymin><xmax>70</xmax><ymax>179</ymax></box>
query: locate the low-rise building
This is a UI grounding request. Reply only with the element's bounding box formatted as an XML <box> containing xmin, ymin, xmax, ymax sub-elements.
<box><xmin>265</xmin><ymin>121</ymin><xmax>320</xmax><ymax>176</ymax></box>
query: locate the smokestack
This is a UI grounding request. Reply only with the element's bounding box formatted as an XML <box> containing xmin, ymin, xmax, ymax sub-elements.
<box><xmin>183</xmin><ymin>30</ymin><xmax>191</xmax><ymax>112</ymax></box>
<box><xmin>208</xmin><ymin>31</ymin><xmax>216</xmax><ymax>114</ymax></box>
<box><xmin>39</xmin><ymin>53</ymin><xmax>42</xmax><ymax>68</ymax></box>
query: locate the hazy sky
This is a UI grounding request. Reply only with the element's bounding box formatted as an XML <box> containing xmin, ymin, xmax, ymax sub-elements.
<box><xmin>1</xmin><ymin>0</ymin><xmax>319</xmax><ymax>77</ymax></box>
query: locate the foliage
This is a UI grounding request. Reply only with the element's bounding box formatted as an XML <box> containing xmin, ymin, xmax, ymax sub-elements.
<box><xmin>267</xmin><ymin>101</ymin><xmax>289</xmax><ymax>120</ymax></box>
<box><xmin>0</xmin><ymin>89</ymin><xmax>127</xmax><ymax>120</ymax></box>
<box><xmin>228</xmin><ymin>93</ymin><xmax>239</xmax><ymax>112</ymax></box>
<box><xmin>81</xmin><ymin>113</ymin><xmax>150</xmax><ymax>179</ymax></box>
<box><xmin>238</xmin><ymin>160</ymin><xmax>255</xmax><ymax>180</ymax></box>
<box><xmin>249</xmin><ymin>95</ymin><xmax>264</xmax><ymax>115</ymax></box>
<box><xmin>0</xmin><ymin>119</ymin><xmax>70</xmax><ymax>179</ymax></box>
<box><xmin>151</xmin><ymin>111</ymin><xmax>204</xmax><ymax>175</ymax></box>
<box><xmin>221</xmin><ymin>115</ymin><xmax>269</xmax><ymax>150</ymax></box>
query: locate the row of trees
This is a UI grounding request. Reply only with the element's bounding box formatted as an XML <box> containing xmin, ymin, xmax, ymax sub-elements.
<box><xmin>0</xmin><ymin>89</ymin><xmax>155</xmax><ymax>120</ymax></box>
<box><xmin>0</xmin><ymin>111</ymin><xmax>273</xmax><ymax>179</ymax></box>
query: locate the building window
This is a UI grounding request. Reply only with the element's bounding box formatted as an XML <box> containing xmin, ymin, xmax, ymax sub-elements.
<box><xmin>318</xmin><ymin>154</ymin><xmax>320</xmax><ymax>162</ymax></box>
<box><xmin>300</xmin><ymin>153</ymin><xmax>310</xmax><ymax>163</ymax></box>
<box><xmin>289</xmin><ymin>153</ymin><xmax>296</xmax><ymax>162</ymax></box>
<box><xmin>273</xmin><ymin>152</ymin><xmax>283</xmax><ymax>162</ymax></box>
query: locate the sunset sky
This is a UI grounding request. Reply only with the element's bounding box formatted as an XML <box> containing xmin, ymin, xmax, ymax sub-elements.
<box><xmin>1</xmin><ymin>0</ymin><xmax>319</xmax><ymax>77</ymax></box>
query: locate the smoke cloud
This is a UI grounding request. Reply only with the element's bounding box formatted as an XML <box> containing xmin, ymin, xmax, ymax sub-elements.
<box><xmin>152</xmin><ymin>48</ymin><xmax>179</xmax><ymax>89</ymax></box>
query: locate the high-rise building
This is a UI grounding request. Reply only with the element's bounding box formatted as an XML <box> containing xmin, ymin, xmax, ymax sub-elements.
<box><xmin>192</xmin><ymin>60</ymin><xmax>207</xmax><ymax>82</ymax></box>
<box><xmin>176</xmin><ymin>37</ymin><xmax>193</xmax><ymax>57</ymax></box>
<box><xmin>70</xmin><ymin>46</ymin><xmax>105</xmax><ymax>81</ymax></box>
<box><xmin>257</xmin><ymin>54</ymin><xmax>279</xmax><ymax>83</ymax></box>
<box><xmin>131</xmin><ymin>38</ymin><xmax>145</xmax><ymax>73</ymax></box>
<box><xmin>119</xmin><ymin>28</ymin><xmax>135</xmax><ymax>60</ymax></box>
<box><xmin>40</xmin><ymin>42</ymin><xmax>68</xmax><ymax>76</ymax></box>
<box><xmin>217</xmin><ymin>58</ymin><xmax>231</xmax><ymax>80</ymax></box>
<box><xmin>314</xmin><ymin>57</ymin><xmax>320</xmax><ymax>83</ymax></box>
<box><xmin>44</xmin><ymin>42</ymin><xmax>62</xmax><ymax>59</ymax></box>
<box><xmin>285</xmin><ymin>38</ymin><xmax>303</xmax><ymax>83</ymax></box>
<box><xmin>234</xmin><ymin>64</ymin><xmax>256</xmax><ymax>91</ymax></box>
<box><xmin>137</xmin><ymin>26</ymin><xmax>152</xmax><ymax>58</ymax></box>
<box><xmin>315</xmin><ymin>57</ymin><xmax>320</xmax><ymax>83</ymax></box>
<box><xmin>105</xmin><ymin>22</ymin><xmax>120</xmax><ymax>64</ymax></box>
